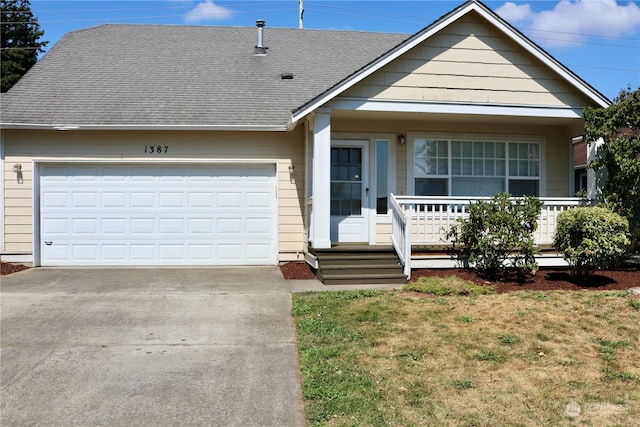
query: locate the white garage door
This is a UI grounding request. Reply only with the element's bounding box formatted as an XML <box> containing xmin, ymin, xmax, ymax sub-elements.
<box><xmin>39</xmin><ymin>164</ymin><xmax>277</xmax><ymax>266</ymax></box>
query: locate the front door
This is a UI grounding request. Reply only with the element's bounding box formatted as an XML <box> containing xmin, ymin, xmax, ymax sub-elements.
<box><xmin>330</xmin><ymin>140</ymin><xmax>369</xmax><ymax>243</ymax></box>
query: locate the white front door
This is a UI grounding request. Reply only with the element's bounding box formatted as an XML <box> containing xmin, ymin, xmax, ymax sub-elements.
<box><xmin>330</xmin><ymin>140</ymin><xmax>370</xmax><ymax>243</ymax></box>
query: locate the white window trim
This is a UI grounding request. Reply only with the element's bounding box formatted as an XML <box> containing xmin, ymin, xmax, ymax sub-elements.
<box><xmin>373</xmin><ymin>137</ymin><xmax>397</xmax><ymax>223</ymax></box>
<box><xmin>407</xmin><ymin>132</ymin><xmax>546</xmax><ymax>197</ymax></box>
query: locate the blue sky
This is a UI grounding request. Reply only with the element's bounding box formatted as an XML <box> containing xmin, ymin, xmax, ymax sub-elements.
<box><xmin>29</xmin><ymin>0</ymin><xmax>640</xmax><ymax>100</ymax></box>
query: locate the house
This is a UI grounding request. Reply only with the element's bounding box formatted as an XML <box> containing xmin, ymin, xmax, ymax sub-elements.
<box><xmin>0</xmin><ymin>1</ymin><xmax>609</xmax><ymax>279</ymax></box>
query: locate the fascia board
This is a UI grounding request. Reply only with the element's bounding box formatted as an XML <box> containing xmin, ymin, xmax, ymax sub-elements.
<box><xmin>0</xmin><ymin>123</ymin><xmax>288</xmax><ymax>131</ymax></box>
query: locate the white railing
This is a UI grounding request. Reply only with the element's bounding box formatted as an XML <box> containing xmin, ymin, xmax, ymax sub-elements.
<box><xmin>390</xmin><ymin>194</ymin><xmax>412</xmax><ymax>276</ymax></box>
<box><xmin>390</xmin><ymin>194</ymin><xmax>585</xmax><ymax>272</ymax></box>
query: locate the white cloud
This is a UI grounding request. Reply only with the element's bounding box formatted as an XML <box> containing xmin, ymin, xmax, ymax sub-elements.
<box><xmin>496</xmin><ymin>0</ymin><xmax>640</xmax><ymax>46</ymax></box>
<box><xmin>184</xmin><ymin>1</ymin><xmax>233</xmax><ymax>24</ymax></box>
<box><xmin>496</xmin><ymin>2</ymin><xmax>533</xmax><ymax>22</ymax></box>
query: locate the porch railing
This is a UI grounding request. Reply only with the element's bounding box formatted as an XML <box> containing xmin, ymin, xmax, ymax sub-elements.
<box><xmin>390</xmin><ymin>194</ymin><xmax>585</xmax><ymax>276</ymax></box>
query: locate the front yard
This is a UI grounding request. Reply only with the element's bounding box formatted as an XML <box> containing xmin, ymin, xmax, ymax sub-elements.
<box><xmin>293</xmin><ymin>283</ymin><xmax>640</xmax><ymax>426</ymax></box>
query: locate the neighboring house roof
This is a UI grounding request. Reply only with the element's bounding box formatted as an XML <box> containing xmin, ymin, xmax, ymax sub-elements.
<box><xmin>0</xmin><ymin>0</ymin><xmax>609</xmax><ymax>131</ymax></box>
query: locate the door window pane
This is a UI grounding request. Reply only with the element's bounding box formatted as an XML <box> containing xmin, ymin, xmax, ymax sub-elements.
<box><xmin>331</xmin><ymin>182</ymin><xmax>362</xmax><ymax>216</ymax></box>
<box><xmin>331</xmin><ymin>146</ymin><xmax>363</xmax><ymax>216</ymax></box>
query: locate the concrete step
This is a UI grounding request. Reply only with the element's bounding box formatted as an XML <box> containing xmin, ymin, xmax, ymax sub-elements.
<box><xmin>319</xmin><ymin>264</ymin><xmax>403</xmax><ymax>276</ymax></box>
<box><xmin>312</xmin><ymin>246</ymin><xmax>406</xmax><ymax>285</ymax></box>
<box><xmin>319</xmin><ymin>273</ymin><xmax>407</xmax><ymax>286</ymax></box>
<box><xmin>318</xmin><ymin>255</ymin><xmax>401</xmax><ymax>267</ymax></box>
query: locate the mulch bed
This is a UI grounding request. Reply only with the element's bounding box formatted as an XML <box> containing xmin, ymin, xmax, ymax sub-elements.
<box><xmin>1</xmin><ymin>262</ymin><xmax>31</xmax><ymax>276</ymax></box>
<box><xmin>280</xmin><ymin>261</ymin><xmax>640</xmax><ymax>293</ymax></box>
<box><xmin>280</xmin><ymin>261</ymin><xmax>317</xmax><ymax>280</ymax></box>
<box><xmin>409</xmin><ymin>267</ymin><xmax>640</xmax><ymax>293</ymax></box>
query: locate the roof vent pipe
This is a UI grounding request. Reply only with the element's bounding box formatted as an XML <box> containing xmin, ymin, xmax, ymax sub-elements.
<box><xmin>255</xmin><ymin>19</ymin><xmax>267</xmax><ymax>55</ymax></box>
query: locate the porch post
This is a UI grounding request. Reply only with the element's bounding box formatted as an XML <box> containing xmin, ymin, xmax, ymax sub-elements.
<box><xmin>311</xmin><ymin>108</ymin><xmax>332</xmax><ymax>249</ymax></box>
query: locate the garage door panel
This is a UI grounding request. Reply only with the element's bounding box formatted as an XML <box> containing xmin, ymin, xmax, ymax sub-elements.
<box><xmin>39</xmin><ymin>164</ymin><xmax>277</xmax><ymax>266</ymax></box>
<box><xmin>102</xmin><ymin>244</ymin><xmax>127</xmax><ymax>261</ymax></box>
<box><xmin>72</xmin><ymin>218</ymin><xmax>98</xmax><ymax>234</ymax></box>
<box><xmin>42</xmin><ymin>192</ymin><xmax>69</xmax><ymax>208</ymax></box>
<box><xmin>102</xmin><ymin>192</ymin><xmax>128</xmax><ymax>208</ymax></box>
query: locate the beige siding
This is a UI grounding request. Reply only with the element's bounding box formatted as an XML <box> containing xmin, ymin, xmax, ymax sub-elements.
<box><xmin>342</xmin><ymin>11</ymin><xmax>593</xmax><ymax>108</ymax></box>
<box><xmin>375</xmin><ymin>223</ymin><xmax>392</xmax><ymax>245</ymax></box>
<box><xmin>3</xmin><ymin>129</ymin><xmax>306</xmax><ymax>261</ymax></box>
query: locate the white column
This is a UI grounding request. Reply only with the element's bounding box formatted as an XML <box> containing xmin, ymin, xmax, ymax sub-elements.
<box><xmin>587</xmin><ymin>137</ymin><xmax>605</xmax><ymax>200</ymax></box>
<box><xmin>0</xmin><ymin>130</ymin><xmax>4</xmax><ymax>252</ymax></box>
<box><xmin>311</xmin><ymin>108</ymin><xmax>332</xmax><ymax>249</ymax></box>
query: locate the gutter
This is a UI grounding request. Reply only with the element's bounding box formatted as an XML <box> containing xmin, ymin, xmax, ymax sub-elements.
<box><xmin>0</xmin><ymin>123</ymin><xmax>289</xmax><ymax>132</ymax></box>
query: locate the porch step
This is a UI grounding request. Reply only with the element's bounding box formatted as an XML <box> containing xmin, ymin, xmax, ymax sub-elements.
<box><xmin>320</xmin><ymin>273</ymin><xmax>407</xmax><ymax>286</ymax></box>
<box><xmin>312</xmin><ymin>245</ymin><xmax>407</xmax><ymax>285</ymax></box>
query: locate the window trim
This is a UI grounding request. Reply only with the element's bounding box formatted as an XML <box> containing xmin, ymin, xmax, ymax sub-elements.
<box><xmin>407</xmin><ymin>132</ymin><xmax>546</xmax><ymax>197</ymax></box>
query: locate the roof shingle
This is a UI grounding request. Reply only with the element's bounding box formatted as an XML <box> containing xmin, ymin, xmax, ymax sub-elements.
<box><xmin>1</xmin><ymin>24</ymin><xmax>408</xmax><ymax>128</ymax></box>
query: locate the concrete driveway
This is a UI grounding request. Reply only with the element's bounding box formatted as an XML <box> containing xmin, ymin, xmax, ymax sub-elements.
<box><xmin>0</xmin><ymin>267</ymin><xmax>305</xmax><ymax>426</ymax></box>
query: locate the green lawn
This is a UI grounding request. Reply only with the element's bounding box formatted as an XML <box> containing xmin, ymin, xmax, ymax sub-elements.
<box><xmin>292</xmin><ymin>281</ymin><xmax>640</xmax><ymax>426</ymax></box>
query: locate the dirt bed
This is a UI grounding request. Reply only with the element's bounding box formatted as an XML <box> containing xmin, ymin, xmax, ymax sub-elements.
<box><xmin>1</xmin><ymin>262</ymin><xmax>30</xmax><ymax>276</ymax></box>
<box><xmin>280</xmin><ymin>261</ymin><xmax>640</xmax><ymax>293</ymax></box>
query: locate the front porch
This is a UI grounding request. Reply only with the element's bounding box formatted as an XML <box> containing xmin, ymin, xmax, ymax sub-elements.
<box><xmin>390</xmin><ymin>195</ymin><xmax>582</xmax><ymax>275</ymax></box>
<box><xmin>305</xmin><ymin>195</ymin><xmax>582</xmax><ymax>284</ymax></box>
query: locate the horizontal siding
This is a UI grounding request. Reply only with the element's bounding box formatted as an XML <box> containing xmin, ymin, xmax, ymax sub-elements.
<box><xmin>375</xmin><ymin>223</ymin><xmax>392</xmax><ymax>245</ymax></box>
<box><xmin>343</xmin><ymin>11</ymin><xmax>592</xmax><ymax>108</ymax></box>
<box><xmin>3</xmin><ymin>129</ymin><xmax>307</xmax><ymax>257</ymax></box>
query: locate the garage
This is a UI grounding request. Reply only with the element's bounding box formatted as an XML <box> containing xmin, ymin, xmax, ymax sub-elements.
<box><xmin>37</xmin><ymin>163</ymin><xmax>277</xmax><ymax>266</ymax></box>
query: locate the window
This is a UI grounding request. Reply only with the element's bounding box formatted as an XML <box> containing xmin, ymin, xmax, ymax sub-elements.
<box><xmin>376</xmin><ymin>140</ymin><xmax>388</xmax><ymax>214</ymax></box>
<box><xmin>414</xmin><ymin>138</ymin><xmax>540</xmax><ymax>197</ymax></box>
<box><xmin>330</xmin><ymin>147</ymin><xmax>362</xmax><ymax>216</ymax></box>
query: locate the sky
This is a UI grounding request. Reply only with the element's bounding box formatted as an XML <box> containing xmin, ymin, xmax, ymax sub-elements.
<box><xmin>27</xmin><ymin>0</ymin><xmax>640</xmax><ymax>100</ymax></box>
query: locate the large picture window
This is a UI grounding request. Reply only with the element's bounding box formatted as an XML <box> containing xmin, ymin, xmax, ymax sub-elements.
<box><xmin>414</xmin><ymin>138</ymin><xmax>540</xmax><ymax>197</ymax></box>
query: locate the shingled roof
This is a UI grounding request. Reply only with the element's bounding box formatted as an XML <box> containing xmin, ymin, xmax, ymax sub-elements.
<box><xmin>0</xmin><ymin>24</ymin><xmax>408</xmax><ymax>129</ymax></box>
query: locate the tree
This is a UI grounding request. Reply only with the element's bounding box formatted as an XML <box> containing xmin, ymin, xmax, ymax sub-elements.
<box><xmin>585</xmin><ymin>86</ymin><xmax>640</xmax><ymax>251</ymax></box>
<box><xmin>1</xmin><ymin>0</ymin><xmax>48</xmax><ymax>92</ymax></box>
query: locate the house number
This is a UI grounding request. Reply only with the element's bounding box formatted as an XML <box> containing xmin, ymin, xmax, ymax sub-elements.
<box><xmin>144</xmin><ymin>145</ymin><xmax>169</xmax><ymax>154</ymax></box>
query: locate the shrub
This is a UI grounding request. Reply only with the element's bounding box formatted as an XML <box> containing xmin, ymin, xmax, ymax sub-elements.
<box><xmin>553</xmin><ymin>206</ymin><xmax>630</xmax><ymax>282</ymax></box>
<box><xmin>448</xmin><ymin>193</ymin><xmax>543</xmax><ymax>279</ymax></box>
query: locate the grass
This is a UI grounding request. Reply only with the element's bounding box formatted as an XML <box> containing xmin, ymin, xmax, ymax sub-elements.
<box><xmin>404</xmin><ymin>276</ymin><xmax>495</xmax><ymax>296</ymax></box>
<box><xmin>293</xmin><ymin>278</ymin><xmax>639</xmax><ymax>426</ymax></box>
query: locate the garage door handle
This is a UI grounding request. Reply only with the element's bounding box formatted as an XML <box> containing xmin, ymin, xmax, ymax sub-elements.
<box><xmin>45</xmin><ymin>241</ymin><xmax>52</xmax><ymax>246</ymax></box>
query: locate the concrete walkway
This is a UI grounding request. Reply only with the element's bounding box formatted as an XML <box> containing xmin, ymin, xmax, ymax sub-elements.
<box><xmin>1</xmin><ymin>267</ymin><xmax>306</xmax><ymax>426</ymax></box>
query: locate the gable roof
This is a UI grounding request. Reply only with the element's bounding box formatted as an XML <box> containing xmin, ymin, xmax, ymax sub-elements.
<box><xmin>290</xmin><ymin>0</ymin><xmax>610</xmax><ymax>124</ymax></box>
<box><xmin>0</xmin><ymin>24</ymin><xmax>407</xmax><ymax>130</ymax></box>
<box><xmin>1</xmin><ymin>0</ymin><xmax>609</xmax><ymax>131</ymax></box>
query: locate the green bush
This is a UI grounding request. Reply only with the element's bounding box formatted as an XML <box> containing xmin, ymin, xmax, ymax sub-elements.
<box><xmin>448</xmin><ymin>193</ymin><xmax>543</xmax><ymax>279</ymax></box>
<box><xmin>553</xmin><ymin>206</ymin><xmax>630</xmax><ymax>282</ymax></box>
